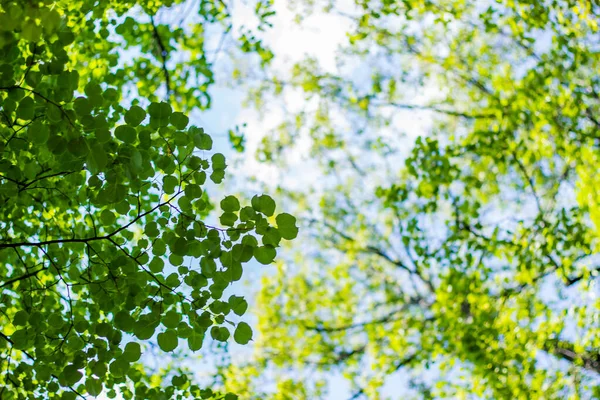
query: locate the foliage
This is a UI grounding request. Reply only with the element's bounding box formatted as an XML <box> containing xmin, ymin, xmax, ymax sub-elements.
<box><xmin>0</xmin><ymin>0</ymin><xmax>294</xmax><ymax>399</ymax></box>
<box><xmin>219</xmin><ymin>0</ymin><xmax>600</xmax><ymax>398</ymax></box>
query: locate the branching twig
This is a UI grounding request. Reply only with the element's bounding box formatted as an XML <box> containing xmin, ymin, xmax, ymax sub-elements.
<box><xmin>0</xmin><ymin>191</ymin><xmax>182</xmax><ymax>250</ymax></box>
<box><xmin>150</xmin><ymin>16</ymin><xmax>171</xmax><ymax>100</ymax></box>
<box><xmin>0</xmin><ymin>85</ymin><xmax>75</xmax><ymax>127</ymax></box>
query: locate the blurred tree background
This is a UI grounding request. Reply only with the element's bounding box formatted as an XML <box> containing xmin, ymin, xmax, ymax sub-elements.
<box><xmin>220</xmin><ymin>0</ymin><xmax>600</xmax><ymax>398</ymax></box>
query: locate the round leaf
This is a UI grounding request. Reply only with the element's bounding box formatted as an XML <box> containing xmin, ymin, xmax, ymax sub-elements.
<box><xmin>122</xmin><ymin>342</ymin><xmax>142</xmax><ymax>362</ymax></box>
<box><xmin>124</xmin><ymin>105</ymin><xmax>146</xmax><ymax>127</ymax></box>
<box><xmin>157</xmin><ymin>330</ymin><xmax>178</xmax><ymax>352</ymax></box>
<box><xmin>170</xmin><ymin>112</ymin><xmax>189</xmax><ymax>130</ymax></box>
<box><xmin>276</xmin><ymin>213</ymin><xmax>299</xmax><ymax>240</ymax></box>
<box><xmin>233</xmin><ymin>322</ymin><xmax>253</xmax><ymax>345</ymax></box>
<box><xmin>254</xmin><ymin>246</ymin><xmax>276</xmax><ymax>265</ymax></box>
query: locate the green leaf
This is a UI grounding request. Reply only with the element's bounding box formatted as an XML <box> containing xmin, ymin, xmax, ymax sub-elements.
<box><xmin>201</xmin><ymin>258</ymin><xmax>217</xmax><ymax>277</ymax></box>
<box><xmin>231</xmin><ymin>243</ymin><xmax>253</xmax><ymax>262</ymax></box>
<box><xmin>41</xmin><ymin>9</ymin><xmax>61</xmax><ymax>34</ymax></box>
<box><xmin>46</xmin><ymin>103</ymin><xmax>62</xmax><ymax>122</ymax></box>
<box><xmin>210</xmin><ymin>326</ymin><xmax>230</xmax><ymax>342</ymax></box>
<box><xmin>157</xmin><ymin>330</ymin><xmax>178</xmax><ymax>352</ymax></box>
<box><xmin>251</xmin><ymin>194</ymin><xmax>276</xmax><ymax>217</ymax></box>
<box><xmin>131</xmin><ymin>149</ymin><xmax>143</xmax><ymax>170</ymax></box>
<box><xmin>134</xmin><ymin>314</ymin><xmax>160</xmax><ymax>340</ymax></box>
<box><xmin>115</xmin><ymin>125</ymin><xmax>137</xmax><ymax>143</ymax></box>
<box><xmin>122</xmin><ymin>342</ymin><xmax>142</xmax><ymax>362</ymax></box>
<box><xmin>67</xmin><ymin>137</ymin><xmax>89</xmax><ymax>157</ymax></box>
<box><xmin>163</xmin><ymin>175</ymin><xmax>179</xmax><ymax>194</ymax></box>
<box><xmin>96</xmin><ymin>128</ymin><xmax>111</xmax><ymax>143</ymax></box>
<box><xmin>220</xmin><ymin>212</ymin><xmax>238</xmax><ymax>227</ymax></box>
<box><xmin>276</xmin><ymin>213</ymin><xmax>299</xmax><ymax>240</ymax></box>
<box><xmin>170</xmin><ymin>112</ymin><xmax>189</xmax><ymax>130</ymax></box>
<box><xmin>166</xmin><ymin>272</ymin><xmax>181</xmax><ymax>287</ymax></box>
<box><xmin>109</xmin><ymin>357</ymin><xmax>130</xmax><ymax>377</ymax></box>
<box><xmin>193</xmin><ymin>130</ymin><xmax>213</xmax><ymax>150</ymax></box>
<box><xmin>25</xmin><ymin>71</ymin><xmax>41</xmax><ymax>88</ymax></box>
<box><xmin>124</xmin><ymin>105</ymin><xmax>146</xmax><ymax>127</ymax></box>
<box><xmin>100</xmin><ymin>209</ymin><xmax>116</xmax><ymax>225</ymax></box>
<box><xmin>221</xmin><ymin>196</ymin><xmax>240</xmax><ymax>212</ymax></box>
<box><xmin>163</xmin><ymin>310</ymin><xmax>181</xmax><ymax>329</ymax></box>
<box><xmin>84</xmin><ymin>82</ymin><xmax>102</xmax><ymax>98</ymax></box>
<box><xmin>145</xmin><ymin>222</ymin><xmax>160</xmax><ymax>237</ymax></box>
<box><xmin>240</xmin><ymin>206</ymin><xmax>257</xmax><ymax>222</ymax></box>
<box><xmin>85</xmin><ymin>378</ymin><xmax>103</xmax><ymax>397</ymax></box>
<box><xmin>172</xmin><ymin>237</ymin><xmax>188</xmax><ymax>256</ymax></box>
<box><xmin>16</xmin><ymin>96</ymin><xmax>35</xmax><ymax>120</ymax></box>
<box><xmin>61</xmin><ymin>365</ymin><xmax>82</xmax><ymax>386</ymax></box>
<box><xmin>58</xmin><ymin>70</ymin><xmax>79</xmax><ymax>91</ymax></box>
<box><xmin>254</xmin><ymin>245</ymin><xmax>276</xmax><ymax>265</ymax></box>
<box><xmin>233</xmin><ymin>322</ymin><xmax>253</xmax><ymax>345</ymax></box>
<box><xmin>22</xmin><ymin>20</ymin><xmax>42</xmax><ymax>42</ymax></box>
<box><xmin>184</xmin><ymin>185</ymin><xmax>202</xmax><ymax>202</ymax></box>
<box><xmin>148</xmin><ymin>102</ymin><xmax>172</xmax><ymax>120</ymax></box>
<box><xmin>211</xmin><ymin>153</ymin><xmax>227</xmax><ymax>170</ymax></box>
<box><xmin>210</xmin><ymin>169</ymin><xmax>225</xmax><ymax>184</ymax></box>
<box><xmin>149</xmin><ymin>257</ymin><xmax>164</xmax><ymax>273</ymax></box>
<box><xmin>188</xmin><ymin>330</ymin><xmax>204</xmax><ymax>351</ymax></box>
<box><xmin>262</xmin><ymin>227</ymin><xmax>282</xmax><ymax>247</ymax></box>
<box><xmin>228</xmin><ymin>296</ymin><xmax>248</xmax><ymax>316</ymax></box>
<box><xmin>114</xmin><ymin>311</ymin><xmax>134</xmax><ymax>332</ymax></box>
<box><xmin>87</xmin><ymin>144</ymin><xmax>108</xmax><ymax>172</ymax></box>
<box><xmin>27</xmin><ymin>121</ymin><xmax>49</xmax><ymax>144</ymax></box>
<box><xmin>12</xmin><ymin>311</ymin><xmax>28</xmax><ymax>326</ymax></box>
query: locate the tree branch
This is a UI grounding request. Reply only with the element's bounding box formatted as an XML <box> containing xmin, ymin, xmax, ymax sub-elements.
<box><xmin>371</xmin><ymin>100</ymin><xmax>495</xmax><ymax>119</ymax></box>
<box><xmin>0</xmin><ymin>85</ymin><xmax>75</xmax><ymax>127</ymax></box>
<box><xmin>150</xmin><ymin>16</ymin><xmax>171</xmax><ymax>100</ymax></box>
<box><xmin>0</xmin><ymin>266</ymin><xmax>47</xmax><ymax>289</ymax></box>
<box><xmin>0</xmin><ymin>191</ymin><xmax>182</xmax><ymax>249</ymax></box>
<box><xmin>544</xmin><ymin>338</ymin><xmax>600</xmax><ymax>374</ymax></box>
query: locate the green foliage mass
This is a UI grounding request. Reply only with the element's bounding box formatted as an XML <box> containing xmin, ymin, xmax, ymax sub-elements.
<box><xmin>0</xmin><ymin>0</ymin><xmax>290</xmax><ymax>399</ymax></box>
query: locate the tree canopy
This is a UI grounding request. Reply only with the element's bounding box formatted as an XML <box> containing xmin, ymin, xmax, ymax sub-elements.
<box><xmin>0</xmin><ymin>0</ymin><xmax>295</xmax><ymax>399</ymax></box>
<box><xmin>1</xmin><ymin>0</ymin><xmax>599</xmax><ymax>399</ymax></box>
